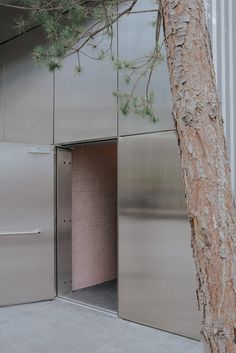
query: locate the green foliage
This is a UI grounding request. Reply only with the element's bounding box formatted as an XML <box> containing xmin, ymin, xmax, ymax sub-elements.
<box><xmin>75</xmin><ymin>64</ymin><xmax>82</xmax><ymax>75</ymax></box>
<box><xmin>113</xmin><ymin>91</ymin><xmax>158</xmax><ymax>122</ymax></box>
<box><xmin>98</xmin><ymin>50</ymin><xmax>106</xmax><ymax>60</ymax></box>
<box><xmin>113</xmin><ymin>44</ymin><xmax>163</xmax><ymax>122</ymax></box>
<box><xmin>12</xmin><ymin>0</ymin><xmax>162</xmax><ymax>123</ymax></box>
<box><xmin>14</xmin><ymin>17</ymin><xmax>26</xmax><ymax>34</ymax></box>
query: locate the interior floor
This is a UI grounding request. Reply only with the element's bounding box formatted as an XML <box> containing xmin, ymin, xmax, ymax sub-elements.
<box><xmin>66</xmin><ymin>279</ymin><xmax>117</xmax><ymax>312</ymax></box>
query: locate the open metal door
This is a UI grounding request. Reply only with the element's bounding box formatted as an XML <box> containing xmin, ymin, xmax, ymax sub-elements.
<box><xmin>118</xmin><ymin>131</ymin><xmax>200</xmax><ymax>339</ymax></box>
<box><xmin>56</xmin><ymin>148</ymin><xmax>72</xmax><ymax>297</ymax></box>
<box><xmin>0</xmin><ymin>143</ymin><xmax>55</xmax><ymax>306</ymax></box>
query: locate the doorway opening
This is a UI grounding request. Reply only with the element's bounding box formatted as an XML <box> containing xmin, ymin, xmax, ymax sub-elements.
<box><xmin>57</xmin><ymin>140</ymin><xmax>118</xmax><ymax>313</ymax></box>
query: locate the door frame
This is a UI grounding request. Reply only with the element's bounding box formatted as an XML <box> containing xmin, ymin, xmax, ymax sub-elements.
<box><xmin>56</xmin><ymin>139</ymin><xmax>118</xmax><ymax>309</ymax></box>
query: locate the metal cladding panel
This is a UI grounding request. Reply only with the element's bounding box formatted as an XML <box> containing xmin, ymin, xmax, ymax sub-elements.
<box><xmin>0</xmin><ymin>7</ymin><xmax>25</xmax><ymax>44</ymax></box>
<box><xmin>0</xmin><ymin>46</ymin><xmax>3</xmax><ymax>141</ymax></box>
<box><xmin>118</xmin><ymin>131</ymin><xmax>200</xmax><ymax>340</ymax></box>
<box><xmin>205</xmin><ymin>0</ymin><xmax>236</xmax><ymax>195</ymax></box>
<box><xmin>54</xmin><ymin>22</ymin><xmax>117</xmax><ymax>144</ymax></box>
<box><xmin>118</xmin><ymin>1</ymin><xmax>173</xmax><ymax>136</ymax></box>
<box><xmin>57</xmin><ymin>148</ymin><xmax>72</xmax><ymax>296</ymax></box>
<box><xmin>4</xmin><ymin>28</ymin><xmax>53</xmax><ymax>144</ymax></box>
<box><xmin>0</xmin><ymin>143</ymin><xmax>55</xmax><ymax>306</ymax></box>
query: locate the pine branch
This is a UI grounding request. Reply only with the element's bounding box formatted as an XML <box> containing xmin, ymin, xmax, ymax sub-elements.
<box><xmin>4</xmin><ymin>0</ymin><xmax>163</xmax><ymax>122</ymax></box>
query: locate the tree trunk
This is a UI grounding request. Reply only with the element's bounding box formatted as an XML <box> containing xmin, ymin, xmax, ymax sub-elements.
<box><xmin>160</xmin><ymin>0</ymin><xmax>236</xmax><ymax>352</ymax></box>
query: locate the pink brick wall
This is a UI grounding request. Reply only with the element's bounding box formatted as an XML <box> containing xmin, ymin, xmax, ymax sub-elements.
<box><xmin>72</xmin><ymin>143</ymin><xmax>117</xmax><ymax>290</ymax></box>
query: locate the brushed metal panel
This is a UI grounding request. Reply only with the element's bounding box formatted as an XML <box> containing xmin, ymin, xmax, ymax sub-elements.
<box><xmin>0</xmin><ymin>45</ymin><xmax>3</xmax><ymax>141</ymax></box>
<box><xmin>57</xmin><ymin>148</ymin><xmax>72</xmax><ymax>296</ymax></box>
<box><xmin>4</xmin><ymin>28</ymin><xmax>53</xmax><ymax>144</ymax></box>
<box><xmin>203</xmin><ymin>0</ymin><xmax>236</xmax><ymax>196</ymax></box>
<box><xmin>0</xmin><ymin>6</ymin><xmax>27</xmax><ymax>44</ymax></box>
<box><xmin>0</xmin><ymin>7</ymin><xmax>24</xmax><ymax>44</ymax></box>
<box><xmin>118</xmin><ymin>131</ymin><xmax>200</xmax><ymax>339</ymax></box>
<box><xmin>118</xmin><ymin>1</ymin><xmax>173</xmax><ymax>135</ymax></box>
<box><xmin>232</xmin><ymin>0</ymin><xmax>236</xmax><ymax>196</ymax></box>
<box><xmin>0</xmin><ymin>143</ymin><xmax>55</xmax><ymax>306</ymax></box>
<box><xmin>54</xmin><ymin>21</ymin><xmax>117</xmax><ymax>144</ymax></box>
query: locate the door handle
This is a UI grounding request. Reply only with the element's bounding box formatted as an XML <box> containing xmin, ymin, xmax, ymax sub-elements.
<box><xmin>0</xmin><ymin>229</ymin><xmax>42</xmax><ymax>236</ymax></box>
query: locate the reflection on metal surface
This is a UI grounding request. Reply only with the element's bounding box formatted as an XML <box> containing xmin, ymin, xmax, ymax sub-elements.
<box><xmin>57</xmin><ymin>148</ymin><xmax>72</xmax><ymax>296</ymax></box>
<box><xmin>118</xmin><ymin>131</ymin><xmax>200</xmax><ymax>339</ymax></box>
<box><xmin>54</xmin><ymin>20</ymin><xmax>117</xmax><ymax>144</ymax></box>
<box><xmin>4</xmin><ymin>28</ymin><xmax>53</xmax><ymax>144</ymax></box>
<box><xmin>28</xmin><ymin>146</ymin><xmax>52</xmax><ymax>154</ymax></box>
<box><xmin>0</xmin><ymin>143</ymin><xmax>55</xmax><ymax>306</ymax></box>
<box><xmin>118</xmin><ymin>0</ymin><xmax>173</xmax><ymax>136</ymax></box>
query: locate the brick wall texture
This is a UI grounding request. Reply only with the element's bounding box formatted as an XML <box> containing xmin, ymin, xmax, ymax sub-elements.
<box><xmin>72</xmin><ymin>143</ymin><xmax>117</xmax><ymax>290</ymax></box>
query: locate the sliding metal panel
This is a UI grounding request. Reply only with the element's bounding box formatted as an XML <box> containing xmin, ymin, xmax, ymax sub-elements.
<box><xmin>4</xmin><ymin>28</ymin><xmax>53</xmax><ymax>144</ymax></box>
<box><xmin>118</xmin><ymin>0</ymin><xmax>173</xmax><ymax>136</ymax></box>
<box><xmin>57</xmin><ymin>148</ymin><xmax>72</xmax><ymax>296</ymax></box>
<box><xmin>0</xmin><ymin>45</ymin><xmax>3</xmax><ymax>141</ymax></box>
<box><xmin>54</xmin><ymin>22</ymin><xmax>117</xmax><ymax>144</ymax></box>
<box><xmin>0</xmin><ymin>143</ymin><xmax>55</xmax><ymax>306</ymax></box>
<box><xmin>118</xmin><ymin>131</ymin><xmax>200</xmax><ymax>339</ymax></box>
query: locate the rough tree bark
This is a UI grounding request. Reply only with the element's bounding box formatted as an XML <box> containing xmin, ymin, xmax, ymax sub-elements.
<box><xmin>160</xmin><ymin>0</ymin><xmax>236</xmax><ymax>352</ymax></box>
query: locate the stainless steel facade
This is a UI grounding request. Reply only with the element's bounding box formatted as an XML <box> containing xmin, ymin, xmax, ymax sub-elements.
<box><xmin>118</xmin><ymin>131</ymin><xmax>200</xmax><ymax>339</ymax></box>
<box><xmin>57</xmin><ymin>148</ymin><xmax>72</xmax><ymax>296</ymax></box>
<box><xmin>0</xmin><ymin>143</ymin><xmax>55</xmax><ymax>306</ymax></box>
<box><xmin>3</xmin><ymin>28</ymin><xmax>53</xmax><ymax>145</ymax></box>
<box><xmin>0</xmin><ymin>0</ymin><xmax>233</xmax><ymax>340</ymax></box>
<box><xmin>54</xmin><ymin>23</ymin><xmax>117</xmax><ymax>144</ymax></box>
<box><xmin>0</xmin><ymin>1</ymin><xmax>233</xmax><ymax>167</ymax></box>
<box><xmin>0</xmin><ymin>45</ymin><xmax>3</xmax><ymax>141</ymax></box>
<box><xmin>118</xmin><ymin>2</ymin><xmax>173</xmax><ymax>136</ymax></box>
<box><xmin>205</xmin><ymin>0</ymin><xmax>236</xmax><ymax>195</ymax></box>
<box><xmin>0</xmin><ymin>7</ymin><xmax>23</xmax><ymax>44</ymax></box>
